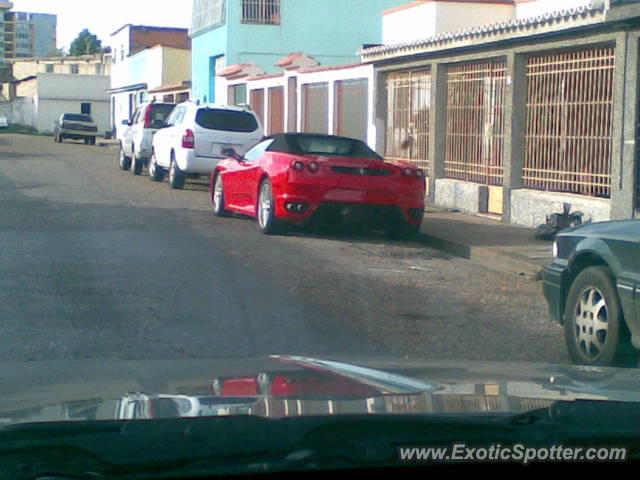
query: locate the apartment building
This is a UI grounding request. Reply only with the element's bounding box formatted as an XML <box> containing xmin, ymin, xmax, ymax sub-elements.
<box><xmin>0</xmin><ymin>1</ymin><xmax>56</xmax><ymax>63</ymax></box>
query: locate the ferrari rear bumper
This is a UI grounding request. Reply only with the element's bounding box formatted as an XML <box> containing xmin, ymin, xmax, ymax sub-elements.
<box><xmin>273</xmin><ymin>183</ymin><xmax>424</xmax><ymax>226</ymax></box>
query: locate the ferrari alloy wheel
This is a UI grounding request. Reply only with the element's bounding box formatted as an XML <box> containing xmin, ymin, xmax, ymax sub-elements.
<box><xmin>148</xmin><ymin>153</ymin><xmax>164</xmax><ymax>182</ymax></box>
<box><xmin>564</xmin><ymin>266</ymin><xmax>638</xmax><ymax>367</ymax></box>
<box><xmin>168</xmin><ymin>156</ymin><xmax>185</xmax><ymax>190</ymax></box>
<box><xmin>119</xmin><ymin>145</ymin><xmax>131</xmax><ymax>171</ymax></box>
<box><xmin>212</xmin><ymin>174</ymin><xmax>230</xmax><ymax>217</ymax></box>
<box><xmin>257</xmin><ymin>179</ymin><xmax>281</xmax><ymax>234</ymax></box>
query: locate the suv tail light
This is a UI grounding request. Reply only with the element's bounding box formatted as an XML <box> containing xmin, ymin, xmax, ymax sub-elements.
<box><xmin>182</xmin><ymin>129</ymin><xmax>195</xmax><ymax>149</ymax></box>
<box><xmin>143</xmin><ymin>104</ymin><xmax>153</xmax><ymax>128</ymax></box>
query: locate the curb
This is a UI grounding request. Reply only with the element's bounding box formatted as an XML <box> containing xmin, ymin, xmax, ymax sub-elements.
<box><xmin>415</xmin><ymin>232</ymin><xmax>544</xmax><ymax>280</ymax></box>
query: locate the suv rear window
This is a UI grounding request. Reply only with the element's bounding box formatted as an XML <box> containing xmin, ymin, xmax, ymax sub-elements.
<box><xmin>64</xmin><ymin>114</ymin><xmax>93</xmax><ymax>122</ymax></box>
<box><xmin>195</xmin><ymin>109</ymin><xmax>259</xmax><ymax>133</ymax></box>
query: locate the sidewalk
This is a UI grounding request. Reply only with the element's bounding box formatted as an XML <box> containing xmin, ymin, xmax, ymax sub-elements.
<box><xmin>417</xmin><ymin>206</ymin><xmax>553</xmax><ymax>280</ymax></box>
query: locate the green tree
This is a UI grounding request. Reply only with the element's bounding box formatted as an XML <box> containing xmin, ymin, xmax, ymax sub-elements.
<box><xmin>69</xmin><ymin>29</ymin><xmax>102</xmax><ymax>56</ymax></box>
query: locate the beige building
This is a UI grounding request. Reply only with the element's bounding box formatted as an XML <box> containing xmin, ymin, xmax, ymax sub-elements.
<box><xmin>11</xmin><ymin>53</ymin><xmax>112</xmax><ymax>80</ymax></box>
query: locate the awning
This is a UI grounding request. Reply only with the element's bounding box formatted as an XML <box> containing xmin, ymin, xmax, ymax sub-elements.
<box><xmin>107</xmin><ymin>82</ymin><xmax>148</xmax><ymax>94</ymax></box>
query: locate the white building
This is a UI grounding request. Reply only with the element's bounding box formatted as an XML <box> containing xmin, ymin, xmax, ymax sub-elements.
<box><xmin>13</xmin><ymin>73</ymin><xmax>110</xmax><ymax>133</ymax></box>
<box><xmin>219</xmin><ymin>54</ymin><xmax>378</xmax><ymax>149</ymax></box>
<box><xmin>108</xmin><ymin>24</ymin><xmax>191</xmax><ymax>136</ymax></box>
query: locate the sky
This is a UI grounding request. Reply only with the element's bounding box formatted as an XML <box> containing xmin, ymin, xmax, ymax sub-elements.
<box><xmin>10</xmin><ymin>0</ymin><xmax>193</xmax><ymax>50</ymax></box>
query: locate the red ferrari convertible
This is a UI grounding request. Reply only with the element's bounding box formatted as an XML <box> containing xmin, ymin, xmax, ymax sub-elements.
<box><xmin>209</xmin><ymin>133</ymin><xmax>426</xmax><ymax>237</ymax></box>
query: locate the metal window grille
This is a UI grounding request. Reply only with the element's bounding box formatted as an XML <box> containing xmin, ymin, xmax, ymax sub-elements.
<box><xmin>242</xmin><ymin>0</ymin><xmax>280</xmax><ymax>25</ymax></box>
<box><xmin>385</xmin><ymin>70</ymin><xmax>431</xmax><ymax>170</ymax></box>
<box><xmin>524</xmin><ymin>47</ymin><xmax>615</xmax><ymax>198</ymax></box>
<box><xmin>191</xmin><ymin>0</ymin><xmax>225</xmax><ymax>35</ymax></box>
<box><xmin>445</xmin><ymin>59</ymin><xmax>506</xmax><ymax>186</ymax></box>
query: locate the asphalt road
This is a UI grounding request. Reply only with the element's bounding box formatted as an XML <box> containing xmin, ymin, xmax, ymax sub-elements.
<box><xmin>0</xmin><ymin>134</ymin><xmax>567</xmax><ymax>364</ymax></box>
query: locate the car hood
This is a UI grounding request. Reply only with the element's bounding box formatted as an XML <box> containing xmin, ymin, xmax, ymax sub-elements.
<box><xmin>2</xmin><ymin>355</ymin><xmax>640</xmax><ymax>425</ymax></box>
<box><xmin>560</xmin><ymin>219</ymin><xmax>640</xmax><ymax>241</ymax></box>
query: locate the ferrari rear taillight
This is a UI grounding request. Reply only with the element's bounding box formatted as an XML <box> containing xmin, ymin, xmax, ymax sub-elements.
<box><xmin>307</xmin><ymin>161</ymin><xmax>319</xmax><ymax>173</ymax></box>
<box><xmin>291</xmin><ymin>160</ymin><xmax>305</xmax><ymax>172</ymax></box>
<box><xmin>403</xmin><ymin>167</ymin><xmax>425</xmax><ymax>178</ymax></box>
<box><xmin>182</xmin><ymin>129</ymin><xmax>195</xmax><ymax>149</ymax></box>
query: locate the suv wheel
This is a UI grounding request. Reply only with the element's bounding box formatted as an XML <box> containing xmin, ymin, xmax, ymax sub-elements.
<box><xmin>564</xmin><ymin>266</ymin><xmax>639</xmax><ymax>367</ymax></box>
<box><xmin>131</xmin><ymin>150</ymin><xmax>143</xmax><ymax>176</ymax></box>
<box><xmin>118</xmin><ymin>145</ymin><xmax>131</xmax><ymax>171</ymax></box>
<box><xmin>148</xmin><ymin>152</ymin><xmax>165</xmax><ymax>182</ymax></box>
<box><xmin>168</xmin><ymin>156</ymin><xmax>185</xmax><ymax>190</ymax></box>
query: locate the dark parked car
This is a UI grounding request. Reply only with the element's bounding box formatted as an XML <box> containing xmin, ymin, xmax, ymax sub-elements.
<box><xmin>53</xmin><ymin>113</ymin><xmax>98</xmax><ymax>145</ymax></box>
<box><xmin>543</xmin><ymin>220</ymin><xmax>640</xmax><ymax>367</ymax></box>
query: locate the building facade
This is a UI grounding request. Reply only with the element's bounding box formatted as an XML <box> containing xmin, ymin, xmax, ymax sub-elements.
<box><xmin>11</xmin><ymin>53</ymin><xmax>111</xmax><ymax>79</ymax></box>
<box><xmin>219</xmin><ymin>56</ymin><xmax>377</xmax><ymax>147</ymax></box>
<box><xmin>108</xmin><ymin>25</ymin><xmax>191</xmax><ymax>134</ymax></box>
<box><xmin>360</xmin><ymin>0</ymin><xmax>640</xmax><ymax>227</ymax></box>
<box><xmin>189</xmin><ymin>0</ymin><xmax>409</xmax><ymax>103</ymax></box>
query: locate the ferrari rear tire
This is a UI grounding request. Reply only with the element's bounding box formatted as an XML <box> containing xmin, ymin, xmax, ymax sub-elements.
<box><xmin>119</xmin><ymin>145</ymin><xmax>131</xmax><ymax>171</ymax></box>
<box><xmin>257</xmin><ymin>179</ymin><xmax>282</xmax><ymax>235</ymax></box>
<box><xmin>212</xmin><ymin>173</ymin><xmax>230</xmax><ymax>217</ymax></box>
<box><xmin>564</xmin><ymin>266</ymin><xmax>638</xmax><ymax>367</ymax></box>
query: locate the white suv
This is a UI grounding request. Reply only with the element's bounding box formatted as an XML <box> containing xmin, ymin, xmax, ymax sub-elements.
<box><xmin>150</xmin><ymin>102</ymin><xmax>264</xmax><ymax>189</ymax></box>
<box><xmin>118</xmin><ymin>101</ymin><xmax>176</xmax><ymax>175</ymax></box>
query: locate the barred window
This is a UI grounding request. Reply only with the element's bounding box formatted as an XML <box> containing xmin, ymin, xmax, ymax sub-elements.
<box><xmin>242</xmin><ymin>0</ymin><xmax>280</xmax><ymax>25</ymax></box>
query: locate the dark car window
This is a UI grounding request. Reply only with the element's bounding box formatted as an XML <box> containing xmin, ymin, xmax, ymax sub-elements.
<box><xmin>268</xmin><ymin>134</ymin><xmax>383</xmax><ymax>160</ymax></box>
<box><xmin>195</xmin><ymin>109</ymin><xmax>259</xmax><ymax>133</ymax></box>
<box><xmin>149</xmin><ymin>104</ymin><xmax>176</xmax><ymax>128</ymax></box>
<box><xmin>63</xmin><ymin>114</ymin><xmax>93</xmax><ymax>123</ymax></box>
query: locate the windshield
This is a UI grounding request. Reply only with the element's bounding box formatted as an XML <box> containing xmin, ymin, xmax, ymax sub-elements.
<box><xmin>195</xmin><ymin>108</ymin><xmax>259</xmax><ymax>132</ymax></box>
<box><xmin>1</xmin><ymin>0</ymin><xmax>639</xmax><ymax>474</ymax></box>
<box><xmin>63</xmin><ymin>114</ymin><xmax>93</xmax><ymax>122</ymax></box>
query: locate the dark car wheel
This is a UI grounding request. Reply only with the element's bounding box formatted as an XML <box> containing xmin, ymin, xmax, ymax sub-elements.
<box><xmin>212</xmin><ymin>173</ymin><xmax>230</xmax><ymax>217</ymax></box>
<box><xmin>148</xmin><ymin>152</ymin><xmax>165</xmax><ymax>182</ymax></box>
<box><xmin>119</xmin><ymin>145</ymin><xmax>131</xmax><ymax>171</ymax></box>
<box><xmin>168</xmin><ymin>156</ymin><xmax>185</xmax><ymax>190</ymax></box>
<box><xmin>564</xmin><ymin>266</ymin><xmax>638</xmax><ymax>367</ymax></box>
<box><xmin>131</xmin><ymin>150</ymin><xmax>143</xmax><ymax>176</ymax></box>
<box><xmin>257</xmin><ymin>179</ymin><xmax>283</xmax><ymax>234</ymax></box>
